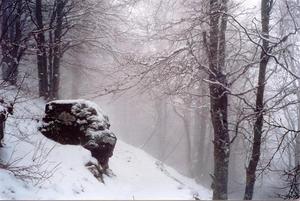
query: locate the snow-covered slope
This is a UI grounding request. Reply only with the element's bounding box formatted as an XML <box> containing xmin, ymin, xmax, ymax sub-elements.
<box><xmin>0</xmin><ymin>89</ymin><xmax>211</xmax><ymax>200</ymax></box>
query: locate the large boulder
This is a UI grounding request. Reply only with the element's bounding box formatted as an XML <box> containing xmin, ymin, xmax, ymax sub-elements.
<box><xmin>39</xmin><ymin>99</ymin><xmax>116</xmax><ymax>170</ymax></box>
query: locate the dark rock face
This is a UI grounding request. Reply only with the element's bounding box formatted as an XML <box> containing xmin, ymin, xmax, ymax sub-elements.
<box><xmin>39</xmin><ymin>99</ymin><xmax>116</xmax><ymax>170</ymax></box>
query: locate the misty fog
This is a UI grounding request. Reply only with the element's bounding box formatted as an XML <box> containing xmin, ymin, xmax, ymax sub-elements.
<box><xmin>1</xmin><ymin>0</ymin><xmax>300</xmax><ymax>199</ymax></box>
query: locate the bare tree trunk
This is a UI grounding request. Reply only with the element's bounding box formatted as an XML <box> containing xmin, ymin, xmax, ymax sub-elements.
<box><xmin>294</xmin><ymin>55</ymin><xmax>300</xmax><ymax>196</ymax></box>
<box><xmin>35</xmin><ymin>0</ymin><xmax>49</xmax><ymax>98</ymax></box>
<box><xmin>1</xmin><ymin>0</ymin><xmax>13</xmax><ymax>83</ymax></box>
<box><xmin>48</xmin><ymin>10</ymin><xmax>55</xmax><ymax>100</ymax></box>
<box><xmin>295</xmin><ymin>91</ymin><xmax>300</xmax><ymax>194</ymax></box>
<box><xmin>244</xmin><ymin>0</ymin><xmax>271</xmax><ymax>199</ymax></box>
<box><xmin>205</xmin><ymin>0</ymin><xmax>230</xmax><ymax>199</ymax></box>
<box><xmin>182</xmin><ymin>107</ymin><xmax>193</xmax><ymax>177</ymax></box>
<box><xmin>156</xmin><ymin>97</ymin><xmax>167</xmax><ymax>159</ymax></box>
<box><xmin>173</xmin><ymin>100</ymin><xmax>194</xmax><ymax>177</ymax></box>
<box><xmin>9</xmin><ymin>0</ymin><xmax>22</xmax><ymax>85</ymax></box>
<box><xmin>51</xmin><ymin>0</ymin><xmax>65</xmax><ymax>100</ymax></box>
<box><xmin>194</xmin><ymin>84</ymin><xmax>209</xmax><ymax>182</ymax></box>
<box><xmin>1</xmin><ymin>0</ymin><xmax>23</xmax><ymax>85</ymax></box>
<box><xmin>71</xmin><ymin>54</ymin><xmax>83</xmax><ymax>98</ymax></box>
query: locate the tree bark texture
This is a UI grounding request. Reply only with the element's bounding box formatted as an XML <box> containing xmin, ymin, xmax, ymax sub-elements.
<box><xmin>35</xmin><ymin>0</ymin><xmax>49</xmax><ymax>98</ymax></box>
<box><xmin>206</xmin><ymin>0</ymin><xmax>230</xmax><ymax>199</ymax></box>
<box><xmin>1</xmin><ymin>0</ymin><xmax>24</xmax><ymax>85</ymax></box>
<box><xmin>244</xmin><ymin>0</ymin><xmax>271</xmax><ymax>199</ymax></box>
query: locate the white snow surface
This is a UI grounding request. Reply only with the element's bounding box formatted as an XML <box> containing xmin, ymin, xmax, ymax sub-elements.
<box><xmin>0</xmin><ymin>89</ymin><xmax>211</xmax><ymax>200</ymax></box>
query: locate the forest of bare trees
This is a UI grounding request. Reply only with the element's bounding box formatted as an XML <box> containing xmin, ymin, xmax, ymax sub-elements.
<box><xmin>0</xmin><ymin>0</ymin><xmax>300</xmax><ymax>200</ymax></box>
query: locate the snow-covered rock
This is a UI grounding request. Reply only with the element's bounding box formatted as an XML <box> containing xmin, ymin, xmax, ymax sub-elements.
<box><xmin>0</xmin><ymin>98</ymin><xmax>13</xmax><ymax>147</ymax></box>
<box><xmin>39</xmin><ymin>99</ymin><xmax>117</xmax><ymax>170</ymax></box>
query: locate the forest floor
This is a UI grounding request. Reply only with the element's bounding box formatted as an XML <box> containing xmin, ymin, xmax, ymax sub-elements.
<box><xmin>0</xmin><ymin>87</ymin><xmax>211</xmax><ymax>200</ymax></box>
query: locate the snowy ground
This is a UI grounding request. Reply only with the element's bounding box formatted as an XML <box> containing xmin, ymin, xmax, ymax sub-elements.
<box><xmin>0</xmin><ymin>88</ymin><xmax>211</xmax><ymax>200</ymax></box>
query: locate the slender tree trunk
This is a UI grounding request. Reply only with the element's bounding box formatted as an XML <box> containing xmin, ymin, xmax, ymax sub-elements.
<box><xmin>1</xmin><ymin>0</ymin><xmax>11</xmax><ymax>82</ymax></box>
<box><xmin>295</xmin><ymin>91</ymin><xmax>300</xmax><ymax>194</ymax></box>
<box><xmin>156</xmin><ymin>97</ymin><xmax>167</xmax><ymax>159</ymax></box>
<box><xmin>195</xmin><ymin>85</ymin><xmax>209</xmax><ymax>182</ymax></box>
<box><xmin>1</xmin><ymin>0</ymin><xmax>22</xmax><ymax>85</ymax></box>
<box><xmin>71</xmin><ymin>54</ymin><xmax>82</xmax><ymax>98</ymax></box>
<box><xmin>51</xmin><ymin>0</ymin><xmax>65</xmax><ymax>100</ymax></box>
<box><xmin>206</xmin><ymin>0</ymin><xmax>230</xmax><ymax>199</ymax></box>
<box><xmin>183</xmin><ymin>109</ymin><xmax>193</xmax><ymax>177</ymax></box>
<box><xmin>173</xmin><ymin>101</ymin><xmax>194</xmax><ymax>177</ymax></box>
<box><xmin>48</xmin><ymin>29</ymin><xmax>54</xmax><ymax>98</ymax></box>
<box><xmin>244</xmin><ymin>0</ymin><xmax>271</xmax><ymax>199</ymax></box>
<box><xmin>9</xmin><ymin>0</ymin><xmax>23</xmax><ymax>85</ymax></box>
<box><xmin>294</xmin><ymin>54</ymin><xmax>300</xmax><ymax>195</ymax></box>
<box><xmin>35</xmin><ymin>0</ymin><xmax>49</xmax><ymax>98</ymax></box>
<box><xmin>1</xmin><ymin>0</ymin><xmax>11</xmax><ymax>81</ymax></box>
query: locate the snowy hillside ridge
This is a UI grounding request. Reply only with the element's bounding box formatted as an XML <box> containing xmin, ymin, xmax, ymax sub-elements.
<box><xmin>0</xmin><ymin>92</ymin><xmax>211</xmax><ymax>200</ymax></box>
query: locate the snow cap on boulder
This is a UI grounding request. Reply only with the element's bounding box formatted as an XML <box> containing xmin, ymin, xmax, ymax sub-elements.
<box><xmin>39</xmin><ymin>99</ymin><xmax>116</xmax><ymax>170</ymax></box>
